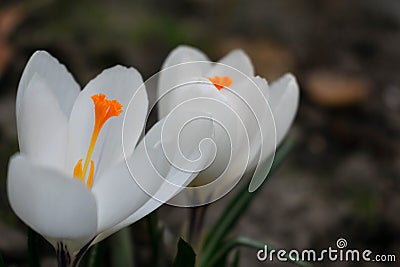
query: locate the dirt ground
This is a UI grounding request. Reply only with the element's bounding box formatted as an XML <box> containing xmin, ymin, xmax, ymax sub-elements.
<box><xmin>0</xmin><ymin>0</ymin><xmax>399</xmax><ymax>266</ymax></box>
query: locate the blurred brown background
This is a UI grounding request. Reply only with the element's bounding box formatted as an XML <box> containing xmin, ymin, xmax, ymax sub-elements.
<box><xmin>0</xmin><ymin>0</ymin><xmax>399</xmax><ymax>266</ymax></box>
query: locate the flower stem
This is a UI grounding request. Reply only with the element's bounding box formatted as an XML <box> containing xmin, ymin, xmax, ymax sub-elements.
<box><xmin>85</xmin><ymin>244</ymin><xmax>98</xmax><ymax>267</ymax></box>
<box><xmin>28</xmin><ymin>228</ymin><xmax>41</xmax><ymax>267</ymax></box>
<box><xmin>187</xmin><ymin>205</ymin><xmax>209</xmax><ymax>251</ymax></box>
<box><xmin>56</xmin><ymin>240</ymin><xmax>92</xmax><ymax>267</ymax></box>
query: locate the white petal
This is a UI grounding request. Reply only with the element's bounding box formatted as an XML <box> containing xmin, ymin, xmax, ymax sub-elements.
<box><xmin>248</xmin><ymin>74</ymin><xmax>299</xmax><ymax>192</ymax></box>
<box><xmin>93</xmin><ymin>117</ymin><xmax>214</xmax><ymax>243</ymax></box>
<box><xmin>158</xmin><ymin>45</ymin><xmax>211</xmax><ymax>118</ymax></box>
<box><xmin>207</xmin><ymin>49</ymin><xmax>254</xmax><ymax>83</ymax></box>
<box><xmin>162</xmin><ymin>45</ymin><xmax>210</xmax><ymax>69</ymax></box>
<box><xmin>91</xmin><ymin>119</ymin><xmax>170</xmax><ymax>234</ymax></box>
<box><xmin>92</xmin><ymin>161</ymin><xmax>199</xmax><ymax>244</ymax></box>
<box><xmin>17</xmin><ymin>74</ymin><xmax>69</xmax><ymax>172</ymax></box>
<box><xmin>221</xmin><ymin>76</ymin><xmax>275</xmax><ymax>166</ymax></box>
<box><xmin>158</xmin><ymin>78</ymin><xmax>251</xmax><ymax>192</ymax></box>
<box><xmin>7</xmin><ymin>154</ymin><xmax>97</xmax><ymax>243</ymax></box>
<box><xmin>159</xmin><ymin>75</ymin><xmax>229</xmax><ymax>123</ymax></box>
<box><xmin>184</xmin><ymin>118</ymin><xmax>251</xmax><ymax>204</ymax></box>
<box><xmin>269</xmin><ymin>73</ymin><xmax>299</xmax><ymax>144</ymax></box>
<box><xmin>17</xmin><ymin>51</ymin><xmax>80</xmax><ymax>119</ymax></box>
<box><xmin>90</xmin><ymin>159</ymin><xmax>152</xmax><ymax>234</ymax></box>
<box><xmin>67</xmin><ymin>66</ymin><xmax>148</xmax><ymax>176</ymax></box>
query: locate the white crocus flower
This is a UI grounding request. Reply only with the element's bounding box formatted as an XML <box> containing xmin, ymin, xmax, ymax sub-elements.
<box><xmin>7</xmin><ymin>51</ymin><xmax>210</xmax><ymax>266</ymax></box>
<box><xmin>157</xmin><ymin>45</ymin><xmax>299</xmax><ymax>205</ymax></box>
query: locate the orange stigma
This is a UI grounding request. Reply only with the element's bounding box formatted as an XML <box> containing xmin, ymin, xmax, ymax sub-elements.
<box><xmin>208</xmin><ymin>76</ymin><xmax>232</xmax><ymax>90</ymax></box>
<box><xmin>74</xmin><ymin>93</ymin><xmax>123</xmax><ymax>189</ymax></box>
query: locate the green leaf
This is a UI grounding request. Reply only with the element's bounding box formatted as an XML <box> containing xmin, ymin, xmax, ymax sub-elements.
<box><xmin>207</xmin><ymin>236</ymin><xmax>311</xmax><ymax>267</ymax></box>
<box><xmin>213</xmin><ymin>251</ymin><xmax>228</xmax><ymax>267</ymax></box>
<box><xmin>110</xmin><ymin>227</ymin><xmax>135</xmax><ymax>267</ymax></box>
<box><xmin>199</xmin><ymin>139</ymin><xmax>295</xmax><ymax>267</ymax></box>
<box><xmin>232</xmin><ymin>250</ymin><xmax>240</xmax><ymax>267</ymax></box>
<box><xmin>81</xmin><ymin>242</ymin><xmax>106</xmax><ymax>267</ymax></box>
<box><xmin>86</xmin><ymin>245</ymin><xmax>98</xmax><ymax>267</ymax></box>
<box><xmin>28</xmin><ymin>228</ymin><xmax>41</xmax><ymax>267</ymax></box>
<box><xmin>173</xmin><ymin>238</ymin><xmax>196</xmax><ymax>267</ymax></box>
<box><xmin>0</xmin><ymin>252</ymin><xmax>5</xmax><ymax>267</ymax></box>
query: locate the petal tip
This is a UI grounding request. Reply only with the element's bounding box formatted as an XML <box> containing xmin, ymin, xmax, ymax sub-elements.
<box><xmin>28</xmin><ymin>50</ymin><xmax>62</xmax><ymax>68</ymax></box>
<box><xmin>173</xmin><ymin>45</ymin><xmax>203</xmax><ymax>55</ymax></box>
<box><xmin>273</xmin><ymin>73</ymin><xmax>300</xmax><ymax>95</ymax></box>
<box><xmin>217</xmin><ymin>48</ymin><xmax>255</xmax><ymax>76</ymax></box>
<box><xmin>163</xmin><ymin>45</ymin><xmax>209</xmax><ymax>69</ymax></box>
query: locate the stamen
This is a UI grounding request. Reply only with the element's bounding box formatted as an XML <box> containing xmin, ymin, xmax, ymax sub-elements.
<box><xmin>74</xmin><ymin>93</ymin><xmax>123</xmax><ymax>189</ymax></box>
<box><xmin>86</xmin><ymin>160</ymin><xmax>95</xmax><ymax>189</ymax></box>
<box><xmin>73</xmin><ymin>159</ymin><xmax>83</xmax><ymax>182</ymax></box>
<box><xmin>208</xmin><ymin>76</ymin><xmax>232</xmax><ymax>90</ymax></box>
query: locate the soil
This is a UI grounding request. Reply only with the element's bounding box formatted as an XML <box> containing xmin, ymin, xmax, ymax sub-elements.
<box><xmin>0</xmin><ymin>1</ymin><xmax>399</xmax><ymax>266</ymax></box>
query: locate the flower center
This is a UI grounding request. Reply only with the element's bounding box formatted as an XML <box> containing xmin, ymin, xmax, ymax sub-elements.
<box><xmin>73</xmin><ymin>93</ymin><xmax>123</xmax><ymax>189</ymax></box>
<box><xmin>208</xmin><ymin>76</ymin><xmax>232</xmax><ymax>90</ymax></box>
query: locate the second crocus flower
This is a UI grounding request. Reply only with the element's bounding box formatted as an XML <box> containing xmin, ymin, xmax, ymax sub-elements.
<box><xmin>157</xmin><ymin>45</ymin><xmax>299</xmax><ymax>205</ymax></box>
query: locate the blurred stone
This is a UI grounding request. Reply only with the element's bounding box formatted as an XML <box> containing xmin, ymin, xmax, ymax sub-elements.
<box><xmin>217</xmin><ymin>39</ymin><xmax>296</xmax><ymax>81</ymax></box>
<box><xmin>305</xmin><ymin>70</ymin><xmax>371</xmax><ymax>107</ymax></box>
<box><xmin>0</xmin><ymin>221</ymin><xmax>26</xmax><ymax>257</ymax></box>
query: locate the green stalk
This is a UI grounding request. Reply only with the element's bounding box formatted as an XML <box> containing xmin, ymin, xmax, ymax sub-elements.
<box><xmin>147</xmin><ymin>211</ymin><xmax>162</xmax><ymax>267</ymax></box>
<box><xmin>0</xmin><ymin>252</ymin><xmax>5</xmax><ymax>267</ymax></box>
<box><xmin>28</xmin><ymin>228</ymin><xmax>41</xmax><ymax>267</ymax></box>
<box><xmin>111</xmin><ymin>227</ymin><xmax>135</xmax><ymax>267</ymax></box>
